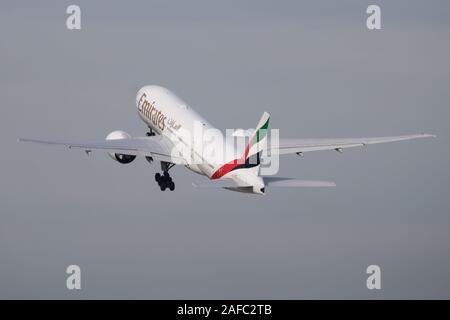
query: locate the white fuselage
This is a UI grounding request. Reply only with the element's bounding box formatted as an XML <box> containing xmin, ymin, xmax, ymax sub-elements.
<box><xmin>136</xmin><ymin>85</ymin><xmax>265</xmax><ymax>193</ymax></box>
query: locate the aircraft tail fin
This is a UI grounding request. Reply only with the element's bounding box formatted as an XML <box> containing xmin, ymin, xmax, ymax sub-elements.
<box><xmin>211</xmin><ymin>112</ymin><xmax>269</xmax><ymax>179</ymax></box>
<box><xmin>244</xmin><ymin>112</ymin><xmax>270</xmax><ymax>165</ymax></box>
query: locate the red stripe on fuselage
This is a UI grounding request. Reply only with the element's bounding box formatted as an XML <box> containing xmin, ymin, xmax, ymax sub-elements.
<box><xmin>211</xmin><ymin>144</ymin><xmax>251</xmax><ymax>180</ymax></box>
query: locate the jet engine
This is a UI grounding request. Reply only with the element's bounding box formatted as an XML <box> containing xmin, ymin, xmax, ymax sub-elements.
<box><xmin>105</xmin><ymin>130</ymin><xmax>136</xmax><ymax>164</ymax></box>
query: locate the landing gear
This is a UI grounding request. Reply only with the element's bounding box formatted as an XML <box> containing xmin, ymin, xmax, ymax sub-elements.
<box><xmin>145</xmin><ymin>127</ymin><xmax>155</xmax><ymax>164</ymax></box>
<box><xmin>145</xmin><ymin>127</ymin><xmax>175</xmax><ymax>191</ymax></box>
<box><xmin>146</xmin><ymin>127</ymin><xmax>156</xmax><ymax>137</ymax></box>
<box><xmin>155</xmin><ymin>162</ymin><xmax>175</xmax><ymax>191</ymax></box>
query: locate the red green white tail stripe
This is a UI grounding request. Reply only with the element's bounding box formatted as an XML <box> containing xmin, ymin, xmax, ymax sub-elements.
<box><xmin>211</xmin><ymin>112</ymin><xmax>270</xmax><ymax>179</ymax></box>
<box><xmin>246</xmin><ymin>112</ymin><xmax>270</xmax><ymax>159</ymax></box>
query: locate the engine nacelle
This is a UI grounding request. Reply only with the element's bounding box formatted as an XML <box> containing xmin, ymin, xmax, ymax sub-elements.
<box><xmin>106</xmin><ymin>130</ymin><xmax>136</xmax><ymax>164</ymax></box>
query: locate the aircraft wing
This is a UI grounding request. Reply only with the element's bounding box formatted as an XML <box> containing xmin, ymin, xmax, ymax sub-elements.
<box><xmin>18</xmin><ymin>135</ymin><xmax>187</xmax><ymax>165</ymax></box>
<box><xmin>270</xmin><ymin>133</ymin><xmax>435</xmax><ymax>156</ymax></box>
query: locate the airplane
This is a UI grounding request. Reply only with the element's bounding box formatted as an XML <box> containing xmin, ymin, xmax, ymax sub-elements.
<box><xmin>19</xmin><ymin>85</ymin><xmax>435</xmax><ymax>195</ymax></box>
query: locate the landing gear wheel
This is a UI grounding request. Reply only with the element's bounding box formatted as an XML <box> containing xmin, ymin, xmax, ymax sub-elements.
<box><xmin>156</xmin><ymin>161</ymin><xmax>176</xmax><ymax>191</ymax></box>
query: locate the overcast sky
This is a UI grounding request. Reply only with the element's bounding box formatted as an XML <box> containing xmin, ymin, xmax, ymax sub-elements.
<box><xmin>0</xmin><ymin>0</ymin><xmax>449</xmax><ymax>298</ymax></box>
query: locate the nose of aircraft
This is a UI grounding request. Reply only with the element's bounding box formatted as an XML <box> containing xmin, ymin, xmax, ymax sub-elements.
<box><xmin>136</xmin><ymin>85</ymin><xmax>171</xmax><ymax>108</ymax></box>
<box><xmin>136</xmin><ymin>87</ymin><xmax>146</xmax><ymax>109</ymax></box>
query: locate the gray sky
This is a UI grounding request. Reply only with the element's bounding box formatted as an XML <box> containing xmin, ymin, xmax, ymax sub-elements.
<box><xmin>0</xmin><ymin>0</ymin><xmax>449</xmax><ymax>298</ymax></box>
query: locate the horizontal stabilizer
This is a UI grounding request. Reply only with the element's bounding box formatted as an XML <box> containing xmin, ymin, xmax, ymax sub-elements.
<box><xmin>264</xmin><ymin>177</ymin><xmax>336</xmax><ymax>187</ymax></box>
<box><xmin>193</xmin><ymin>177</ymin><xmax>336</xmax><ymax>189</ymax></box>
